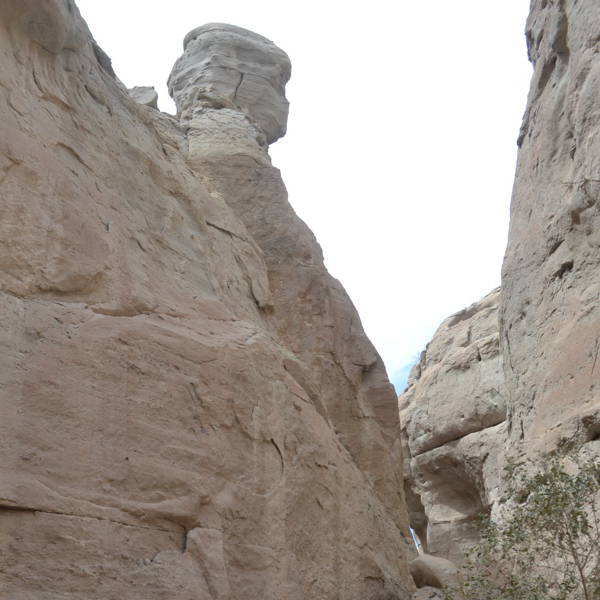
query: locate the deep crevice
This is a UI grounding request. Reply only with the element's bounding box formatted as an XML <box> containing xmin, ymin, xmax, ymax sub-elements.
<box><xmin>232</xmin><ymin>72</ymin><xmax>245</xmax><ymax>104</ymax></box>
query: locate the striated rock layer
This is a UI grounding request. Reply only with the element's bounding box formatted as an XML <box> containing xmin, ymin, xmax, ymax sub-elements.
<box><xmin>402</xmin><ymin>0</ymin><xmax>600</xmax><ymax>563</ymax></box>
<box><xmin>0</xmin><ymin>3</ymin><xmax>414</xmax><ymax>598</ymax></box>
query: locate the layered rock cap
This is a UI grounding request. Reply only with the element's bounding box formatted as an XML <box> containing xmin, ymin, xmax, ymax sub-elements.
<box><xmin>168</xmin><ymin>23</ymin><xmax>291</xmax><ymax>144</ymax></box>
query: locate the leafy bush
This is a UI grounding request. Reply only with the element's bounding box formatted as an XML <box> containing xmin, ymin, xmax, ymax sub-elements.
<box><xmin>444</xmin><ymin>449</ymin><xmax>600</xmax><ymax>600</ymax></box>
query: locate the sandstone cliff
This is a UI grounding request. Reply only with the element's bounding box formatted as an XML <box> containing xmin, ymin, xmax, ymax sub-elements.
<box><xmin>401</xmin><ymin>0</ymin><xmax>600</xmax><ymax>564</ymax></box>
<box><xmin>0</xmin><ymin>3</ymin><xmax>414</xmax><ymax>598</ymax></box>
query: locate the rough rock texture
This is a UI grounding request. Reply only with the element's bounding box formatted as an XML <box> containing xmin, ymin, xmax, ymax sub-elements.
<box><xmin>400</xmin><ymin>290</ymin><xmax>506</xmax><ymax>561</ymax></box>
<box><xmin>128</xmin><ymin>85</ymin><xmax>159</xmax><ymax>109</ymax></box>
<box><xmin>401</xmin><ymin>289</ymin><xmax>504</xmax><ymax>457</ymax></box>
<box><xmin>0</xmin><ymin>3</ymin><xmax>414</xmax><ymax>599</ymax></box>
<box><xmin>502</xmin><ymin>0</ymin><xmax>600</xmax><ymax>455</ymax></box>
<box><xmin>402</xmin><ymin>0</ymin><xmax>600</xmax><ymax>567</ymax></box>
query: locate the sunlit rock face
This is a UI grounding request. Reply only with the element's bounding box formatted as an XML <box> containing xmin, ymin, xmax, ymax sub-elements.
<box><xmin>0</xmin><ymin>2</ymin><xmax>415</xmax><ymax>598</ymax></box>
<box><xmin>401</xmin><ymin>0</ymin><xmax>600</xmax><ymax>567</ymax></box>
<box><xmin>168</xmin><ymin>23</ymin><xmax>291</xmax><ymax>144</ymax></box>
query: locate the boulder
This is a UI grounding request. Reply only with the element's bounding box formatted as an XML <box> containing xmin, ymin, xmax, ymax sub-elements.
<box><xmin>410</xmin><ymin>554</ymin><xmax>461</xmax><ymax>590</ymax></box>
<box><xmin>128</xmin><ymin>85</ymin><xmax>159</xmax><ymax>109</ymax></box>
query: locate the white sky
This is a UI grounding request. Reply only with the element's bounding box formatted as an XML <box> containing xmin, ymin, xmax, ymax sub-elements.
<box><xmin>76</xmin><ymin>0</ymin><xmax>533</xmax><ymax>391</ymax></box>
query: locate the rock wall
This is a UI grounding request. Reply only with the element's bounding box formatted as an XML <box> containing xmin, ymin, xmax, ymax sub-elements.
<box><xmin>502</xmin><ymin>0</ymin><xmax>600</xmax><ymax>455</ymax></box>
<box><xmin>402</xmin><ymin>0</ymin><xmax>600</xmax><ymax>563</ymax></box>
<box><xmin>0</xmin><ymin>3</ymin><xmax>414</xmax><ymax>598</ymax></box>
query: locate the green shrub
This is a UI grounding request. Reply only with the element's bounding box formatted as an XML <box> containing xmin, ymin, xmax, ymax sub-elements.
<box><xmin>444</xmin><ymin>449</ymin><xmax>600</xmax><ymax>600</ymax></box>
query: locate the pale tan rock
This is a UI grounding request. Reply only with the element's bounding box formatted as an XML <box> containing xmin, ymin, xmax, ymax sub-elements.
<box><xmin>402</xmin><ymin>0</ymin><xmax>600</xmax><ymax>569</ymax></box>
<box><xmin>411</xmin><ymin>587</ymin><xmax>444</xmax><ymax>600</ymax></box>
<box><xmin>0</xmin><ymin>0</ymin><xmax>86</xmax><ymax>55</ymax></box>
<box><xmin>168</xmin><ymin>23</ymin><xmax>291</xmax><ymax>144</ymax></box>
<box><xmin>128</xmin><ymin>85</ymin><xmax>159</xmax><ymax>109</ymax></box>
<box><xmin>411</xmin><ymin>422</ymin><xmax>507</xmax><ymax>563</ymax></box>
<box><xmin>410</xmin><ymin>555</ymin><xmax>461</xmax><ymax>590</ymax></box>
<box><xmin>0</xmin><ymin>3</ymin><xmax>414</xmax><ymax>598</ymax></box>
<box><xmin>171</xmin><ymin>20</ymin><xmax>407</xmax><ymax>523</ymax></box>
<box><xmin>400</xmin><ymin>289</ymin><xmax>505</xmax><ymax>458</ymax></box>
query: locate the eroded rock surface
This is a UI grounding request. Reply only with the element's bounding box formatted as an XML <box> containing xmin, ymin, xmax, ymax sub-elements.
<box><xmin>402</xmin><ymin>0</ymin><xmax>600</xmax><ymax>567</ymax></box>
<box><xmin>0</xmin><ymin>3</ymin><xmax>414</xmax><ymax>598</ymax></box>
<box><xmin>411</xmin><ymin>588</ymin><xmax>444</xmax><ymax>600</ymax></box>
<box><xmin>168</xmin><ymin>23</ymin><xmax>291</xmax><ymax>144</ymax></box>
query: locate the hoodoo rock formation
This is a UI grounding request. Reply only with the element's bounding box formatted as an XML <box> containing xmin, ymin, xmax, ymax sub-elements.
<box><xmin>401</xmin><ymin>0</ymin><xmax>600</xmax><ymax>565</ymax></box>
<box><xmin>0</xmin><ymin>3</ymin><xmax>414</xmax><ymax>598</ymax></box>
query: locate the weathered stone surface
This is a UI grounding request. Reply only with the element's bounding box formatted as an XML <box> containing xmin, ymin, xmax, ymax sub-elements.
<box><xmin>410</xmin><ymin>555</ymin><xmax>461</xmax><ymax>590</ymax></box>
<box><xmin>168</xmin><ymin>23</ymin><xmax>291</xmax><ymax>145</ymax></box>
<box><xmin>0</xmin><ymin>3</ymin><xmax>414</xmax><ymax>598</ymax></box>
<box><xmin>400</xmin><ymin>290</ymin><xmax>506</xmax><ymax>561</ymax></box>
<box><xmin>128</xmin><ymin>85</ymin><xmax>159</xmax><ymax>109</ymax></box>
<box><xmin>169</xmin><ymin>22</ymin><xmax>407</xmax><ymax>521</ymax></box>
<box><xmin>411</xmin><ymin>587</ymin><xmax>444</xmax><ymax>600</ymax></box>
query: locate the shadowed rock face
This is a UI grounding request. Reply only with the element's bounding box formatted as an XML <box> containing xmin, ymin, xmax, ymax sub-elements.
<box><xmin>0</xmin><ymin>2</ymin><xmax>414</xmax><ymax>598</ymax></box>
<box><xmin>168</xmin><ymin>23</ymin><xmax>291</xmax><ymax>144</ymax></box>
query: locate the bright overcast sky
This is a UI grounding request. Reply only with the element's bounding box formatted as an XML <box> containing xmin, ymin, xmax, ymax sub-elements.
<box><xmin>76</xmin><ymin>0</ymin><xmax>533</xmax><ymax>392</ymax></box>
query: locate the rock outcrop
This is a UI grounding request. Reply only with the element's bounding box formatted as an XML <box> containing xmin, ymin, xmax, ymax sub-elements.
<box><xmin>400</xmin><ymin>290</ymin><xmax>506</xmax><ymax>561</ymax></box>
<box><xmin>411</xmin><ymin>588</ymin><xmax>444</xmax><ymax>600</ymax></box>
<box><xmin>0</xmin><ymin>3</ymin><xmax>414</xmax><ymax>598</ymax></box>
<box><xmin>401</xmin><ymin>0</ymin><xmax>600</xmax><ymax>566</ymax></box>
